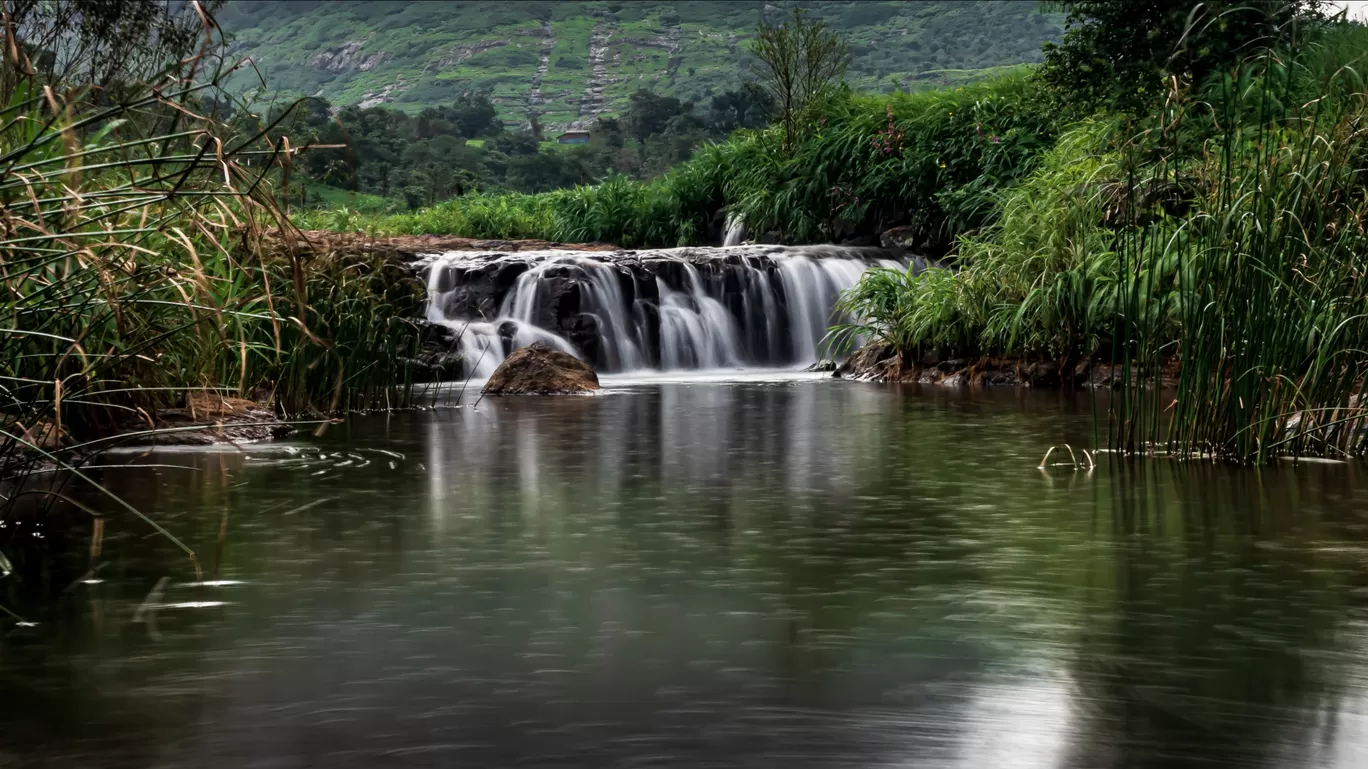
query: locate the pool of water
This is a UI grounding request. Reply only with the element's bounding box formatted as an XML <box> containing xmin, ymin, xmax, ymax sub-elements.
<box><xmin>4</xmin><ymin>376</ymin><xmax>1368</xmax><ymax>768</ymax></box>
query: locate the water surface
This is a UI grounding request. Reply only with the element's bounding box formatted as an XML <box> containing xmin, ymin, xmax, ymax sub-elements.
<box><xmin>4</xmin><ymin>376</ymin><xmax>1368</xmax><ymax>768</ymax></box>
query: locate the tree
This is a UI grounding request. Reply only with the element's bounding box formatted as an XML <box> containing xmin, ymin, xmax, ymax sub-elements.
<box><xmin>489</xmin><ymin>131</ymin><xmax>540</xmax><ymax>157</ymax></box>
<box><xmin>706</xmin><ymin>89</ymin><xmax>770</xmax><ymax>135</ymax></box>
<box><xmin>451</xmin><ymin>91</ymin><xmax>501</xmax><ymax>138</ymax></box>
<box><xmin>622</xmin><ymin>89</ymin><xmax>688</xmax><ymax>143</ymax></box>
<box><xmin>746</xmin><ymin>6</ymin><xmax>849</xmax><ymax>153</ymax></box>
<box><xmin>1039</xmin><ymin>0</ymin><xmax>1328</xmax><ymax>112</ymax></box>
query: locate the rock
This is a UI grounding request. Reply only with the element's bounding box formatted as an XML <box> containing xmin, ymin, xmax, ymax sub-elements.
<box><xmin>806</xmin><ymin>359</ymin><xmax>838</xmax><ymax>372</ymax></box>
<box><xmin>1</xmin><ymin>417</ymin><xmax>69</xmax><ymax>451</ymax></box>
<box><xmin>880</xmin><ymin>225</ymin><xmax>920</xmax><ymax>251</ymax></box>
<box><xmin>1024</xmin><ymin>360</ymin><xmax>1060</xmax><ymax>387</ymax></box>
<box><xmin>837</xmin><ymin>342</ymin><xmax>917</xmax><ymax>382</ymax></box>
<box><xmin>144</xmin><ymin>393</ymin><xmax>294</xmax><ymax>445</ymax></box>
<box><xmin>482</xmin><ymin>343</ymin><xmax>600</xmax><ymax>395</ymax></box>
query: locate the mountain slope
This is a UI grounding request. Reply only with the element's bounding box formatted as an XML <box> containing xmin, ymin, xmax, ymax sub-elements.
<box><xmin>218</xmin><ymin>1</ymin><xmax>1063</xmax><ymax>128</ymax></box>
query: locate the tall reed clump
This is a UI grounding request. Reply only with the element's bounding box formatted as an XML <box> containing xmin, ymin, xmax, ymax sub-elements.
<box><xmin>0</xmin><ymin>16</ymin><xmax>422</xmax><ymax>490</ymax></box>
<box><xmin>1110</xmin><ymin>27</ymin><xmax>1368</xmax><ymax>462</ymax></box>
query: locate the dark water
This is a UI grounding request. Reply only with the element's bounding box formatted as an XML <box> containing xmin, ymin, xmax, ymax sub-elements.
<box><xmin>4</xmin><ymin>373</ymin><xmax>1368</xmax><ymax>768</ymax></box>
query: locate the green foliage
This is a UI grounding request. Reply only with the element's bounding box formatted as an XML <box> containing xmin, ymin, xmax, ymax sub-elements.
<box><xmin>835</xmin><ymin>21</ymin><xmax>1368</xmax><ymax>461</ymax></box>
<box><xmin>313</xmin><ymin>70</ymin><xmax>1058</xmax><ymax>252</ymax></box>
<box><xmin>1109</xmin><ymin>28</ymin><xmax>1368</xmax><ymax>461</ymax></box>
<box><xmin>276</xmin><ymin>84</ymin><xmax>768</xmax><ymax>208</ymax></box>
<box><xmin>727</xmin><ymin>70</ymin><xmax>1058</xmax><ymax>246</ymax></box>
<box><xmin>1039</xmin><ymin>0</ymin><xmax>1327</xmax><ymax>112</ymax></box>
<box><xmin>0</xmin><ymin>23</ymin><xmax>422</xmax><ymax>490</ymax></box>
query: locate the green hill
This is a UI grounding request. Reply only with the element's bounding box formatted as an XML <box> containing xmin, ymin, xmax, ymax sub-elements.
<box><xmin>217</xmin><ymin>1</ymin><xmax>1063</xmax><ymax>128</ymax></box>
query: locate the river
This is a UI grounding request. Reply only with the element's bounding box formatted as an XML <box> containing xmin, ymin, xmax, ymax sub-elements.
<box><xmin>3</xmin><ymin>373</ymin><xmax>1368</xmax><ymax>767</ymax></box>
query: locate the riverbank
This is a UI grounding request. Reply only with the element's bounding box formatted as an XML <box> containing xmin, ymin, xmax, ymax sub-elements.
<box><xmin>836</xmin><ymin>343</ymin><xmax>1180</xmax><ymax>388</ymax></box>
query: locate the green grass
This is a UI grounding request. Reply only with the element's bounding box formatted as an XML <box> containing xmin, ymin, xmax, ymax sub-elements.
<box><xmin>306</xmin><ymin>183</ymin><xmax>399</xmax><ymax>214</ymax></box>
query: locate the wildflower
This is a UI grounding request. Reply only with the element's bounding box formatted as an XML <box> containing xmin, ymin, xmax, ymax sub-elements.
<box><xmin>991</xmin><ymin>135</ymin><xmax>1000</xmax><ymax>144</ymax></box>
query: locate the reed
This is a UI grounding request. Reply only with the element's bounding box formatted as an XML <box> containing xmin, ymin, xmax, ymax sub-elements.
<box><xmin>1110</xmin><ymin>28</ymin><xmax>1368</xmax><ymax>462</ymax></box>
<box><xmin>0</xmin><ymin>22</ymin><xmax>421</xmax><ymax>494</ymax></box>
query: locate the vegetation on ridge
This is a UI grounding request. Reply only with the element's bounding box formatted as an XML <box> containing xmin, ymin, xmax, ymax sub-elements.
<box><xmin>218</xmin><ymin>1</ymin><xmax>1065</xmax><ymax>123</ymax></box>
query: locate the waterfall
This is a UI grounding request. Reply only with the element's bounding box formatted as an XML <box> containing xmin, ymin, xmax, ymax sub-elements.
<box><xmin>425</xmin><ymin>245</ymin><xmax>917</xmax><ymax>377</ymax></box>
<box><xmin>722</xmin><ymin>212</ymin><xmax>748</xmax><ymax>247</ymax></box>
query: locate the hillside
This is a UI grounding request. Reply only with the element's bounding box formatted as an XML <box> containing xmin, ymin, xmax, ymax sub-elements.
<box><xmin>217</xmin><ymin>1</ymin><xmax>1063</xmax><ymax>129</ymax></box>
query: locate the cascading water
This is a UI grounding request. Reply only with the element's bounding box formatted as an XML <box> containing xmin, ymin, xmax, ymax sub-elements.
<box><xmin>424</xmin><ymin>245</ymin><xmax>915</xmax><ymax>377</ymax></box>
<box><xmin>722</xmin><ymin>212</ymin><xmax>748</xmax><ymax>247</ymax></box>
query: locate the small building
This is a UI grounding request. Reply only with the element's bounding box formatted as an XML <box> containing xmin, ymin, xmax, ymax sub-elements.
<box><xmin>556</xmin><ymin>131</ymin><xmax>591</xmax><ymax>145</ymax></box>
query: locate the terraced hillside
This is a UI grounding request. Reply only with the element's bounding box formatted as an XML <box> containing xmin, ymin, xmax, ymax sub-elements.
<box><xmin>219</xmin><ymin>1</ymin><xmax>1063</xmax><ymax>129</ymax></box>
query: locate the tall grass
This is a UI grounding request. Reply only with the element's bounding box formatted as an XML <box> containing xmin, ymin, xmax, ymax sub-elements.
<box><xmin>1110</xmin><ymin>29</ymin><xmax>1368</xmax><ymax>462</ymax></box>
<box><xmin>834</xmin><ymin>23</ymin><xmax>1368</xmax><ymax>462</ymax></box>
<box><xmin>0</xmin><ymin>24</ymin><xmax>421</xmax><ymax>504</ymax></box>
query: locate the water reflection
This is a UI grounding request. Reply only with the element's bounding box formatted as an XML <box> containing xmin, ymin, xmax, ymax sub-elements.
<box><xmin>1</xmin><ymin>380</ymin><xmax>1367</xmax><ymax>767</ymax></box>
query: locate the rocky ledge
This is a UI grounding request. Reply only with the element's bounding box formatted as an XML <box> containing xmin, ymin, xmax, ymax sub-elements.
<box><xmin>482</xmin><ymin>343</ymin><xmax>601</xmax><ymax>395</ymax></box>
<box><xmin>837</xmin><ymin>343</ymin><xmax>1164</xmax><ymax>388</ymax></box>
<box><xmin>267</xmin><ymin>230</ymin><xmax>619</xmax><ymax>263</ymax></box>
<box><xmin>129</xmin><ymin>393</ymin><xmax>296</xmax><ymax>445</ymax></box>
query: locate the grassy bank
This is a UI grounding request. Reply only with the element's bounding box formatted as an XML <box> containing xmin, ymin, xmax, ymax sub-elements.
<box><xmin>0</xmin><ymin>67</ymin><xmax>421</xmax><ymax>490</ymax></box>
<box><xmin>301</xmin><ymin>69</ymin><xmax>1060</xmax><ymax>251</ymax></box>
<box><xmin>836</xmin><ymin>23</ymin><xmax>1368</xmax><ymax>461</ymax></box>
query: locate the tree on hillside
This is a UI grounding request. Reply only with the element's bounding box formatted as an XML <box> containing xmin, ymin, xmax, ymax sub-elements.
<box><xmin>451</xmin><ymin>92</ymin><xmax>502</xmax><ymax>138</ymax></box>
<box><xmin>705</xmin><ymin>89</ymin><xmax>770</xmax><ymax>135</ymax></box>
<box><xmin>623</xmin><ymin>89</ymin><xmax>689</xmax><ymax>142</ymax></box>
<box><xmin>1039</xmin><ymin>0</ymin><xmax>1328</xmax><ymax>112</ymax></box>
<box><xmin>746</xmin><ymin>6</ymin><xmax>850</xmax><ymax>153</ymax></box>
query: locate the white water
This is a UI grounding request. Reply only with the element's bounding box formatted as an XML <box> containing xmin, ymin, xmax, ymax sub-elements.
<box><xmin>425</xmin><ymin>246</ymin><xmax>908</xmax><ymax>377</ymax></box>
<box><xmin>722</xmin><ymin>212</ymin><xmax>748</xmax><ymax>247</ymax></box>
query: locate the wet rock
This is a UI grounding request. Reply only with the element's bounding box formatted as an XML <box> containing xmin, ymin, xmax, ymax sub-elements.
<box><xmin>838</xmin><ymin>343</ymin><xmax>917</xmax><ymax>381</ymax></box>
<box><xmin>0</xmin><ymin>417</ymin><xmax>68</xmax><ymax>451</ymax></box>
<box><xmin>1024</xmin><ymin>360</ymin><xmax>1060</xmax><ymax>387</ymax></box>
<box><xmin>141</xmin><ymin>393</ymin><xmax>293</xmax><ymax>445</ymax></box>
<box><xmin>427</xmin><ymin>245</ymin><xmax>917</xmax><ymax>371</ymax></box>
<box><xmin>806</xmin><ymin>359</ymin><xmax>838</xmax><ymax>372</ymax></box>
<box><xmin>880</xmin><ymin>225</ymin><xmax>920</xmax><ymax>251</ymax></box>
<box><xmin>482</xmin><ymin>343</ymin><xmax>600</xmax><ymax>395</ymax></box>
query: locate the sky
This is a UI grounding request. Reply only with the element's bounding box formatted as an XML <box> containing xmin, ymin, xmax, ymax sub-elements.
<box><xmin>1330</xmin><ymin>1</ymin><xmax>1368</xmax><ymax>20</ymax></box>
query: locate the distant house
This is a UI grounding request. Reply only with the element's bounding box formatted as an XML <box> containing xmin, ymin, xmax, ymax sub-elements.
<box><xmin>556</xmin><ymin>131</ymin><xmax>591</xmax><ymax>145</ymax></box>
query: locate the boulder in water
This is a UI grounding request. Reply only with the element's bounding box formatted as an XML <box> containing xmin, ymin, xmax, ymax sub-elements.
<box><xmin>482</xmin><ymin>343</ymin><xmax>600</xmax><ymax>395</ymax></box>
<box><xmin>806</xmin><ymin>359</ymin><xmax>838</xmax><ymax>372</ymax></box>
